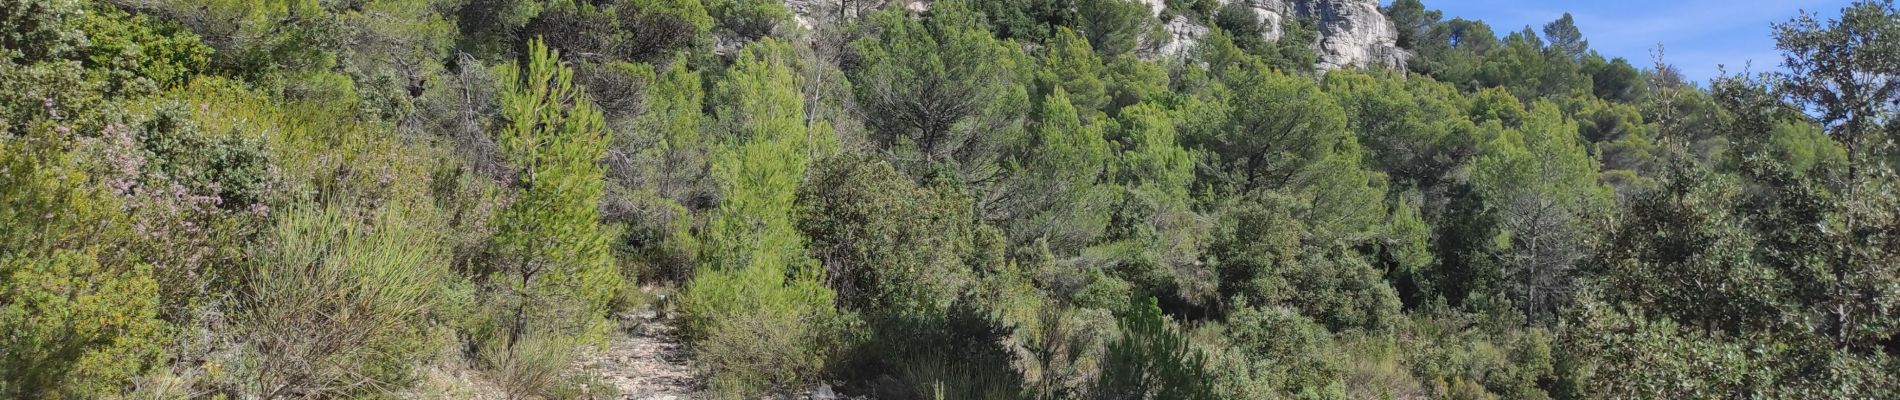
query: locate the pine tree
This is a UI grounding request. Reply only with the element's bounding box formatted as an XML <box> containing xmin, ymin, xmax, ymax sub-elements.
<box><xmin>489</xmin><ymin>37</ymin><xmax>621</xmax><ymax>351</ymax></box>
<box><xmin>682</xmin><ymin>38</ymin><xmax>843</xmax><ymax>397</ymax></box>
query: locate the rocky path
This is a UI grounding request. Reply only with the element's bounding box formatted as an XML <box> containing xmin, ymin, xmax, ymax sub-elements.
<box><xmin>589</xmin><ymin>306</ymin><xmax>700</xmax><ymax>399</ymax></box>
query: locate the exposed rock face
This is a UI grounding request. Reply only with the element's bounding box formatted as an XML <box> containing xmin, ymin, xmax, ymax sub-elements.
<box><xmin>779</xmin><ymin>0</ymin><xmax>1405</xmax><ymax>71</ymax></box>
<box><xmin>1182</xmin><ymin>0</ymin><xmax>1408</xmax><ymax>70</ymax></box>
<box><xmin>1288</xmin><ymin>0</ymin><xmax>1408</xmax><ymax>70</ymax></box>
<box><xmin>1158</xmin><ymin>15</ymin><xmax>1211</xmax><ymax>57</ymax></box>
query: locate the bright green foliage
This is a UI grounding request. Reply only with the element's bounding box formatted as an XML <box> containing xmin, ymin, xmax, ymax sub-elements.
<box><xmin>1381</xmin><ymin>193</ymin><xmax>1435</xmax><ymax>289</ymax></box>
<box><xmin>1038</xmin><ymin>28</ymin><xmax>1111</xmax><ymax>114</ymax></box>
<box><xmin>1103</xmin><ymin>56</ymin><xmax>1171</xmax><ymax>112</ymax></box>
<box><xmin>685</xmin><ymin>262</ymin><xmax>840</xmax><ymax>397</ymax></box>
<box><xmin>1296</xmin><ymin>138</ymin><xmax>1390</xmax><ymax>244</ymax></box>
<box><xmin>999</xmin><ymin>89</ymin><xmax>1118</xmax><ymax>254</ymax></box>
<box><xmin>684</xmin><ymin>39</ymin><xmax>843</xmax><ymax>398</ymax></box>
<box><xmin>1761</xmin><ymin>121</ymin><xmax>1848</xmax><ymax>175</ymax></box>
<box><xmin>1110</xmin><ymin>103</ymin><xmax>1195</xmax><ymax>195</ymax></box>
<box><xmin>0</xmin><ymin>126</ymin><xmax>164</xmax><ymax>399</ymax></box>
<box><xmin>1324</xmin><ymin>70</ymin><xmax>1479</xmax><ymax>190</ymax></box>
<box><xmin>488</xmin><ymin>38</ymin><xmax>620</xmax><ymax>350</ymax></box>
<box><xmin>699</xmin><ymin>39</ymin><xmax>835</xmax><ymax>274</ymax></box>
<box><xmin>1469</xmin><ymin>101</ymin><xmax>1608</xmax><ymax>321</ymax></box>
<box><xmin>76</xmin><ymin>6</ymin><xmax>212</xmax><ymax>97</ymax></box>
<box><xmin>10</xmin><ymin>0</ymin><xmax>1900</xmax><ymax>397</ymax></box>
<box><xmin>0</xmin><ymin>6</ymin><xmax>172</xmax><ymax>395</ymax></box>
<box><xmin>0</xmin><ymin>251</ymin><xmax>162</xmax><ymax>399</ymax></box>
<box><xmin>1094</xmin><ymin>297</ymin><xmax>1217</xmax><ymax>400</ymax></box>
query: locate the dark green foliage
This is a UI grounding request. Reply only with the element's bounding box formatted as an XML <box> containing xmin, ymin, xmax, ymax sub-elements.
<box><xmin>797</xmin><ymin>155</ymin><xmax>993</xmax><ymax>316</ymax></box>
<box><xmin>1217</xmin><ymin>306</ymin><xmax>1347</xmax><ymax>398</ymax></box>
<box><xmin>1074</xmin><ymin>0</ymin><xmax>1165</xmax><ymax>57</ymax></box>
<box><xmin>1541</xmin><ymin>13</ymin><xmax>1587</xmax><ymax>60</ymax></box>
<box><xmin>1593</xmin><ymin>160</ymin><xmax>1786</xmax><ymax>333</ymax></box>
<box><xmin>1208</xmin><ymin>192</ymin><xmax>1400</xmax><ymax>332</ymax></box>
<box><xmin>1094</xmin><ymin>297</ymin><xmax>1217</xmax><ymax>400</ymax></box>
<box><xmin>527</xmin><ymin>0</ymin><xmax>712</xmax><ymax>64</ymax></box>
<box><xmin>1187</xmin><ymin>69</ymin><xmax>1351</xmax><ymax>194</ymax></box>
<box><xmin>9</xmin><ymin>0</ymin><xmax>1900</xmax><ymax>397</ymax></box>
<box><xmin>1582</xmin><ymin>56</ymin><xmax>1646</xmax><ymax>103</ymax></box>
<box><xmin>968</xmin><ymin>0</ymin><xmax>1075</xmax><ymax>42</ymax></box>
<box><xmin>131</xmin><ymin>104</ymin><xmax>274</xmax><ymax>212</ymax></box>
<box><xmin>1212</xmin><ymin>3</ymin><xmax>1266</xmax><ymax>51</ymax></box>
<box><xmin>705</xmin><ymin>0</ymin><xmax>793</xmax><ymax>40</ymax></box>
<box><xmin>1383</xmin><ymin>0</ymin><xmax>1440</xmax><ymax>50</ymax></box>
<box><xmin>848</xmin><ymin>2</ymin><xmax>1031</xmax><ymax>178</ymax></box>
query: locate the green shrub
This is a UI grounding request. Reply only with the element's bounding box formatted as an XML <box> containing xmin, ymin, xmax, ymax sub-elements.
<box><xmin>0</xmin><ymin>123</ymin><xmax>164</xmax><ymax>399</ymax></box>
<box><xmin>528</xmin><ymin>0</ymin><xmax>712</xmax><ymax>64</ymax></box>
<box><xmin>1093</xmin><ymin>297</ymin><xmax>1216</xmax><ymax>400</ymax></box>
<box><xmin>0</xmin><ymin>251</ymin><xmax>164</xmax><ymax>399</ymax></box>
<box><xmin>1215</xmin><ymin>306</ymin><xmax>1347</xmax><ymax>398</ymax></box>
<box><xmin>682</xmin><ymin>39</ymin><xmax>845</xmax><ymax>399</ymax></box>
<box><xmin>239</xmin><ymin>204</ymin><xmax>454</xmax><ymax>398</ymax></box>
<box><xmin>684</xmin><ymin>263</ymin><xmax>843</xmax><ymax>398</ymax></box>
<box><xmin>704</xmin><ymin>0</ymin><xmax>791</xmax><ymax>40</ymax></box>
<box><xmin>1074</xmin><ymin>0</ymin><xmax>1165</xmax><ymax>57</ymax></box>
<box><xmin>797</xmin><ymin>155</ymin><xmax>990</xmax><ymax>316</ymax></box>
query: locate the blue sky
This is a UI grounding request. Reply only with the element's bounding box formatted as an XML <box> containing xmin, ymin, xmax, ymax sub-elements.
<box><xmin>1388</xmin><ymin>0</ymin><xmax>1856</xmax><ymax>84</ymax></box>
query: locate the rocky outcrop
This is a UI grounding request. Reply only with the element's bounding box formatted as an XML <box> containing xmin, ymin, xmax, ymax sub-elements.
<box><xmin>779</xmin><ymin>0</ymin><xmax>1405</xmax><ymax>71</ymax></box>
<box><xmin>1166</xmin><ymin>0</ymin><xmax>1408</xmax><ymax>70</ymax></box>
<box><xmin>1288</xmin><ymin>0</ymin><xmax>1409</xmax><ymax>70</ymax></box>
<box><xmin>1158</xmin><ymin>15</ymin><xmax>1211</xmax><ymax>57</ymax></box>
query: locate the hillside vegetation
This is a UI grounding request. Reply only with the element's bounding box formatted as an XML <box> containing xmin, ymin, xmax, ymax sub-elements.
<box><xmin>1</xmin><ymin>0</ymin><xmax>1897</xmax><ymax>398</ymax></box>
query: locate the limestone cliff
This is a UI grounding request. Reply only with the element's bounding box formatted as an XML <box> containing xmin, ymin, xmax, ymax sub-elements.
<box><xmin>784</xmin><ymin>0</ymin><xmax>1407</xmax><ymax>71</ymax></box>
<box><xmin>1168</xmin><ymin>0</ymin><xmax>1408</xmax><ymax>70</ymax></box>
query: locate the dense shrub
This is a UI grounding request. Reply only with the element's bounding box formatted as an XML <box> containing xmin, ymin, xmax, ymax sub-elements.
<box><xmin>240</xmin><ymin>205</ymin><xmax>455</xmax><ymax>398</ymax></box>
<box><xmin>1092</xmin><ymin>297</ymin><xmax>1217</xmax><ymax>400</ymax></box>
<box><xmin>0</xmin><ymin>123</ymin><xmax>164</xmax><ymax>399</ymax></box>
<box><xmin>682</xmin><ymin>39</ymin><xmax>845</xmax><ymax>398</ymax></box>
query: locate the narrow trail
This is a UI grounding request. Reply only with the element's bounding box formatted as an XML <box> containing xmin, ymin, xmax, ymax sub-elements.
<box><xmin>589</xmin><ymin>306</ymin><xmax>701</xmax><ymax>399</ymax></box>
